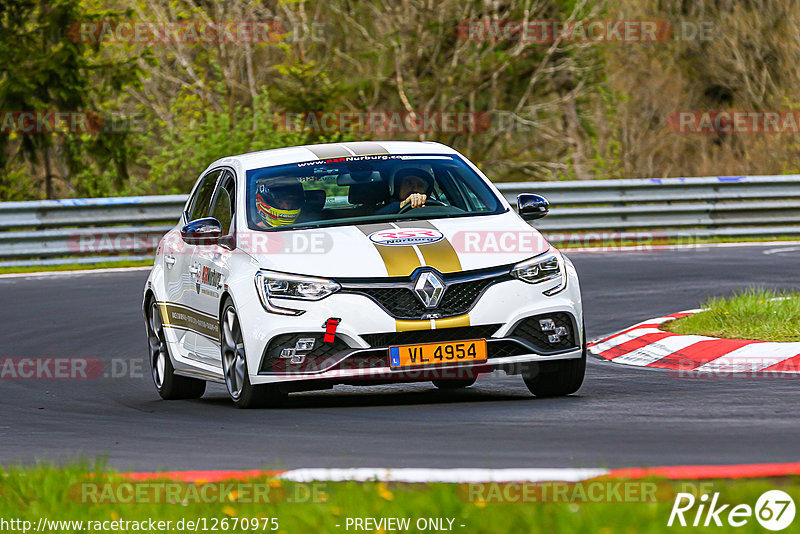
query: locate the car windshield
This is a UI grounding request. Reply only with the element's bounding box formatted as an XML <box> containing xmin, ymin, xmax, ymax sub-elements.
<box><xmin>245</xmin><ymin>154</ymin><xmax>506</xmax><ymax>231</ymax></box>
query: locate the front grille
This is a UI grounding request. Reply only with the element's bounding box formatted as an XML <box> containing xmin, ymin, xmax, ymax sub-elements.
<box><xmin>346</xmin><ymin>277</ymin><xmax>498</xmax><ymax>319</ymax></box>
<box><xmin>509</xmin><ymin>312</ymin><xmax>578</xmax><ymax>353</ymax></box>
<box><xmin>361</xmin><ymin>324</ymin><xmax>501</xmax><ymax>347</ymax></box>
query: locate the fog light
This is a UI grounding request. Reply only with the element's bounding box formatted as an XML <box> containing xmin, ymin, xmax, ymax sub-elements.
<box><xmin>290</xmin><ymin>354</ymin><xmax>305</xmax><ymax>365</ymax></box>
<box><xmin>539</xmin><ymin>318</ymin><xmax>556</xmax><ymax>331</ymax></box>
<box><xmin>296</xmin><ymin>338</ymin><xmax>315</xmax><ymax>351</ymax></box>
<box><xmin>280</xmin><ymin>348</ymin><xmax>296</xmax><ymax>359</ymax></box>
<box><xmin>540</xmin><ymin>319</ymin><xmax>569</xmax><ymax>343</ymax></box>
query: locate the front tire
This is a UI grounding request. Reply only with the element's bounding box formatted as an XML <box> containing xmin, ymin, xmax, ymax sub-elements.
<box><xmin>147</xmin><ymin>301</ymin><xmax>206</xmax><ymax>400</ymax></box>
<box><xmin>522</xmin><ymin>326</ymin><xmax>586</xmax><ymax>398</ymax></box>
<box><xmin>220</xmin><ymin>298</ymin><xmax>286</xmax><ymax>409</ymax></box>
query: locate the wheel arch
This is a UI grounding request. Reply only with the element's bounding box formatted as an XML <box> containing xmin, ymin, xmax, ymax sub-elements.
<box><xmin>219</xmin><ymin>290</ymin><xmax>234</xmax><ymax>322</ymax></box>
<box><xmin>143</xmin><ymin>288</ymin><xmax>156</xmax><ymax>319</ymax></box>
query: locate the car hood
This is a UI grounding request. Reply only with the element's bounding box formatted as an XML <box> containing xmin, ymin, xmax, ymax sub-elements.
<box><xmin>241</xmin><ymin>212</ymin><xmax>551</xmax><ymax>278</ymax></box>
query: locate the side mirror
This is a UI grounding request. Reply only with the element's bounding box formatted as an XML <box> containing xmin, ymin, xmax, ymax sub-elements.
<box><xmin>517</xmin><ymin>194</ymin><xmax>550</xmax><ymax>221</ymax></box>
<box><xmin>181</xmin><ymin>217</ymin><xmax>222</xmax><ymax>245</ymax></box>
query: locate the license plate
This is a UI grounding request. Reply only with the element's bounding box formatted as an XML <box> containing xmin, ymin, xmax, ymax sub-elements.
<box><xmin>389</xmin><ymin>339</ymin><xmax>487</xmax><ymax>368</ymax></box>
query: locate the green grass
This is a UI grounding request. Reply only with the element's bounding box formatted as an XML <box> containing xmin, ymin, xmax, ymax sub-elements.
<box><xmin>1</xmin><ymin>463</ymin><xmax>799</xmax><ymax>533</ymax></box>
<box><xmin>0</xmin><ymin>260</ymin><xmax>153</xmax><ymax>275</ymax></box>
<box><xmin>665</xmin><ymin>288</ymin><xmax>800</xmax><ymax>342</ymax></box>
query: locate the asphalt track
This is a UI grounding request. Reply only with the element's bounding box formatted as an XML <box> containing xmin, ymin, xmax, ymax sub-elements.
<box><xmin>1</xmin><ymin>244</ymin><xmax>799</xmax><ymax>471</ymax></box>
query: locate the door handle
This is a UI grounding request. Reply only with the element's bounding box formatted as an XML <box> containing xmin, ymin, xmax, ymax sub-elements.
<box><xmin>165</xmin><ymin>255</ymin><xmax>176</xmax><ymax>267</ymax></box>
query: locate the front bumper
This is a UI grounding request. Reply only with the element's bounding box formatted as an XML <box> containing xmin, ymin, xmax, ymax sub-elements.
<box><xmin>242</xmin><ymin>260</ymin><xmax>583</xmax><ymax>386</ymax></box>
<box><xmin>253</xmin><ymin>346</ymin><xmax>584</xmax><ymax>386</ymax></box>
<box><xmin>248</xmin><ymin>312</ymin><xmax>584</xmax><ymax>386</ymax></box>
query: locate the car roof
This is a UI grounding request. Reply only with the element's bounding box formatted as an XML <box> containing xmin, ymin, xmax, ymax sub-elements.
<box><xmin>206</xmin><ymin>141</ymin><xmax>460</xmax><ymax>173</ymax></box>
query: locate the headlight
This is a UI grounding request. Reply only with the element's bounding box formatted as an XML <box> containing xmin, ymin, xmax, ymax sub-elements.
<box><xmin>255</xmin><ymin>270</ymin><xmax>340</xmax><ymax>315</ymax></box>
<box><xmin>510</xmin><ymin>252</ymin><xmax>567</xmax><ymax>295</ymax></box>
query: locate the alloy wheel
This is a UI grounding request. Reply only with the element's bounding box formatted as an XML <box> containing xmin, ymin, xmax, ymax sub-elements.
<box><xmin>221</xmin><ymin>306</ymin><xmax>247</xmax><ymax>399</ymax></box>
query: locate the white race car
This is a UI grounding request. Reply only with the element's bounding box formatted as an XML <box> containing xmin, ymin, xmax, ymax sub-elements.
<box><xmin>143</xmin><ymin>141</ymin><xmax>585</xmax><ymax>407</ymax></box>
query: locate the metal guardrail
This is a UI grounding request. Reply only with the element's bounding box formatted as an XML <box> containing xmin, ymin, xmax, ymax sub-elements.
<box><xmin>0</xmin><ymin>196</ymin><xmax>187</xmax><ymax>267</ymax></box>
<box><xmin>496</xmin><ymin>175</ymin><xmax>800</xmax><ymax>240</ymax></box>
<box><xmin>1</xmin><ymin>175</ymin><xmax>799</xmax><ymax>267</ymax></box>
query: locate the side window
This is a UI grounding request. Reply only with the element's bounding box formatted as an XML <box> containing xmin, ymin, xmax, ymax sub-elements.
<box><xmin>187</xmin><ymin>170</ymin><xmax>222</xmax><ymax>222</ymax></box>
<box><xmin>210</xmin><ymin>172</ymin><xmax>235</xmax><ymax>235</ymax></box>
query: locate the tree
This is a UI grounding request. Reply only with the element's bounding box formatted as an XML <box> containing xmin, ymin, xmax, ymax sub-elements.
<box><xmin>0</xmin><ymin>0</ymin><xmax>141</xmax><ymax>199</ymax></box>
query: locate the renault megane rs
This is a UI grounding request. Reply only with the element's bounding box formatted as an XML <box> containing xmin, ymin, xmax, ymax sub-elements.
<box><xmin>143</xmin><ymin>141</ymin><xmax>585</xmax><ymax>407</ymax></box>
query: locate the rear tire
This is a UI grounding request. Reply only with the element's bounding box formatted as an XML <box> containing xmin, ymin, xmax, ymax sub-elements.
<box><xmin>220</xmin><ymin>298</ymin><xmax>286</xmax><ymax>409</ymax></box>
<box><xmin>522</xmin><ymin>326</ymin><xmax>586</xmax><ymax>398</ymax></box>
<box><xmin>147</xmin><ymin>301</ymin><xmax>206</xmax><ymax>400</ymax></box>
<box><xmin>432</xmin><ymin>378</ymin><xmax>477</xmax><ymax>390</ymax></box>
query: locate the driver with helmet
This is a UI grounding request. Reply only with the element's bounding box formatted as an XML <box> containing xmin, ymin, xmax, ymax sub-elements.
<box><xmin>254</xmin><ymin>179</ymin><xmax>305</xmax><ymax>228</ymax></box>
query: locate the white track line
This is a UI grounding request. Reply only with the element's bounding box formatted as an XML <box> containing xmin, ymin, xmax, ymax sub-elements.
<box><xmin>277</xmin><ymin>467</ymin><xmax>610</xmax><ymax>484</ymax></box>
<box><xmin>0</xmin><ymin>266</ymin><xmax>152</xmax><ymax>279</ymax></box>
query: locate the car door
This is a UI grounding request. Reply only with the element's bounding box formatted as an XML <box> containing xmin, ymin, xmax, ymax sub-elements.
<box><xmin>163</xmin><ymin>169</ymin><xmax>223</xmax><ymax>363</ymax></box>
<box><xmin>191</xmin><ymin>169</ymin><xmax>237</xmax><ymax>367</ymax></box>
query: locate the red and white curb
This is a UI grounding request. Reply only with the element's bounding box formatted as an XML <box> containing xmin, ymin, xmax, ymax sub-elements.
<box><xmin>124</xmin><ymin>463</ymin><xmax>800</xmax><ymax>483</ymax></box>
<box><xmin>589</xmin><ymin>310</ymin><xmax>800</xmax><ymax>374</ymax></box>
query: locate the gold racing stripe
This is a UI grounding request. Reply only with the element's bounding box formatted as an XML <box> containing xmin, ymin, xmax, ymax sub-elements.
<box><xmin>394</xmin><ymin>315</ymin><xmax>470</xmax><ymax>332</ymax></box>
<box><xmin>435</xmin><ymin>314</ymin><xmax>470</xmax><ymax>329</ymax></box>
<box><xmin>357</xmin><ymin>223</ymin><xmax>421</xmax><ymax>277</ymax></box>
<box><xmin>395</xmin><ymin>319</ymin><xmax>434</xmax><ymax>332</ymax></box>
<box><xmin>158</xmin><ymin>302</ymin><xmax>220</xmax><ymax>340</ymax></box>
<box><xmin>358</xmin><ymin>223</ymin><xmax>469</xmax><ymax>332</ymax></box>
<box><xmin>376</xmin><ymin>245</ymin><xmax>422</xmax><ymax>277</ymax></box>
<box><xmin>395</xmin><ymin>220</ymin><xmax>462</xmax><ymax>273</ymax></box>
<box><xmin>418</xmin><ymin>239</ymin><xmax>462</xmax><ymax>273</ymax></box>
<box><xmin>359</xmin><ymin>223</ymin><xmax>427</xmax><ymax>331</ymax></box>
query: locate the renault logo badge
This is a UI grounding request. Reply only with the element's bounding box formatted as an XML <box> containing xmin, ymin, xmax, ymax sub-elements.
<box><xmin>414</xmin><ymin>271</ymin><xmax>445</xmax><ymax>308</ymax></box>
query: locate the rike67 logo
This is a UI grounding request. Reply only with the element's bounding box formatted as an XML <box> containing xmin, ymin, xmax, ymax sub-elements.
<box><xmin>668</xmin><ymin>490</ymin><xmax>795</xmax><ymax>531</ymax></box>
